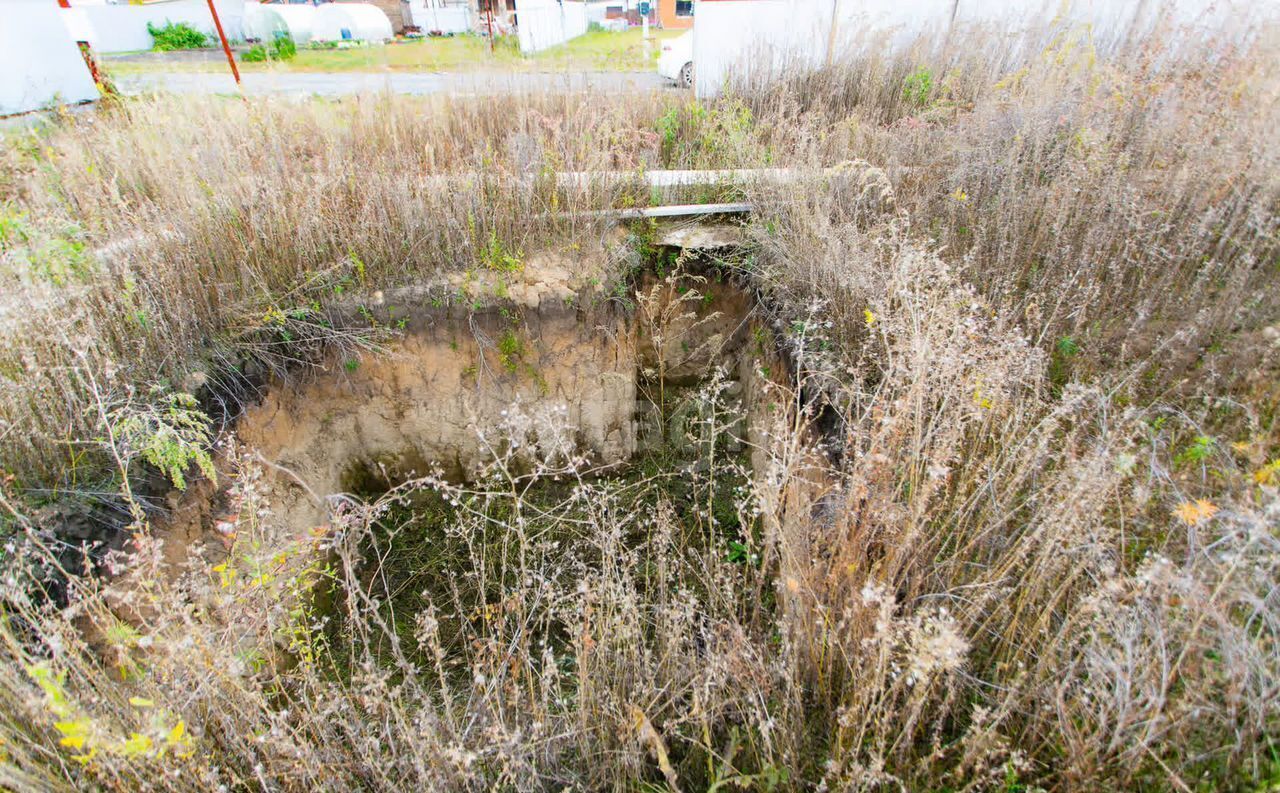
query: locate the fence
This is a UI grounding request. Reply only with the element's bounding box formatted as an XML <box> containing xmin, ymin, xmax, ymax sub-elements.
<box><xmin>407</xmin><ymin>3</ymin><xmax>474</xmax><ymax>34</ymax></box>
<box><xmin>692</xmin><ymin>0</ymin><xmax>1280</xmax><ymax>96</ymax></box>
<box><xmin>515</xmin><ymin>0</ymin><xmax>588</xmax><ymax>53</ymax></box>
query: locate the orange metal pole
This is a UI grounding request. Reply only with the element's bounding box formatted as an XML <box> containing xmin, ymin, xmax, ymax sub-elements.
<box><xmin>206</xmin><ymin>0</ymin><xmax>242</xmax><ymax>86</ymax></box>
<box><xmin>486</xmin><ymin>1</ymin><xmax>497</xmax><ymax>52</ymax></box>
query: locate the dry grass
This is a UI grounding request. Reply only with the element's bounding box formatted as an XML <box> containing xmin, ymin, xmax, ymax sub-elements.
<box><xmin>0</xmin><ymin>13</ymin><xmax>1278</xmax><ymax>792</ymax></box>
<box><xmin>101</xmin><ymin>29</ymin><xmax>683</xmax><ymax>75</ymax></box>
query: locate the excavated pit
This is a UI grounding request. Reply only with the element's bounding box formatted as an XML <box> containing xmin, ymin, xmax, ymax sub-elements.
<box><xmin>150</xmin><ymin>241</ymin><xmax>827</xmax><ymax>673</ymax></box>
<box><xmin>241</xmin><ymin>259</ymin><xmax>768</xmax><ymax>530</ymax></box>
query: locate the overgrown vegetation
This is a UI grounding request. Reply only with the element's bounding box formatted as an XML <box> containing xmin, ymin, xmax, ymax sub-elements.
<box><xmin>146</xmin><ymin>21</ymin><xmax>208</xmax><ymax>52</ymax></box>
<box><xmin>329</xmin><ymin>368</ymin><xmax>756</xmax><ymax>705</ymax></box>
<box><xmin>0</xmin><ymin>11</ymin><xmax>1277</xmax><ymax>792</ymax></box>
<box><xmin>242</xmin><ymin>35</ymin><xmax>297</xmax><ymax>64</ymax></box>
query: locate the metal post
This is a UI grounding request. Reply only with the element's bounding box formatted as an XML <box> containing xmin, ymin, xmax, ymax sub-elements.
<box><xmin>486</xmin><ymin>0</ymin><xmax>496</xmax><ymax>52</ymax></box>
<box><xmin>206</xmin><ymin>0</ymin><xmax>242</xmax><ymax>87</ymax></box>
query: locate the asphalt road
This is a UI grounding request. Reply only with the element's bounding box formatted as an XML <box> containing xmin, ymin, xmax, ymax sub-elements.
<box><xmin>115</xmin><ymin>70</ymin><xmax>669</xmax><ymax>97</ymax></box>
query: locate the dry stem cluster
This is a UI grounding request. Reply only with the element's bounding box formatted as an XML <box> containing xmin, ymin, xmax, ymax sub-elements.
<box><xmin>0</xmin><ymin>13</ymin><xmax>1277</xmax><ymax>792</ymax></box>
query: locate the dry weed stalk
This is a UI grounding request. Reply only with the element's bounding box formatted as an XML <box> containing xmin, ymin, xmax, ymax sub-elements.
<box><xmin>0</xmin><ymin>13</ymin><xmax>1277</xmax><ymax>792</ymax></box>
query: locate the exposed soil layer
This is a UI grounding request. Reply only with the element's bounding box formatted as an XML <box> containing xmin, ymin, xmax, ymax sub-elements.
<box><xmin>156</xmin><ymin>248</ymin><xmax>790</xmax><ymax>562</ymax></box>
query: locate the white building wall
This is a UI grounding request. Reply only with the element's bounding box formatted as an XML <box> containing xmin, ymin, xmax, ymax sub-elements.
<box><xmin>72</xmin><ymin>0</ymin><xmax>247</xmax><ymax>54</ymax></box>
<box><xmin>585</xmin><ymin>1</ymin><xmax>610</xmax><ymax>25</ymax></box>
<box><xmin>407</xmin><ymin>1</ymin><xmax>474</xmax><ymax>33</ymax></box>
<box><xmin>693</xmin><ymin>0</ymin><xmax>1280</xmax><ymax>97</ymax></box>
<box><xmin>516</xmin><ymin>0</ymin><xmax>588</xmax><ymax>53</ymax></box>
<box><xmin>1</xmin><ymin>0</ymin><xmax>100</xmax><ymax>115</ymax></box>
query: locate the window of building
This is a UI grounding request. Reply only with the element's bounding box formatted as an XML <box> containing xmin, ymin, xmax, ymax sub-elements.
<box><xmin>675</xmin><ymin>0</ymin><xmax>693</xmax><ymax>16</ymax></box>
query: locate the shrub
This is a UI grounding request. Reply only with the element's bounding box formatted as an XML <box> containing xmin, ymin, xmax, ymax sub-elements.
<box><xmin>108</xmin><ymin>388</ymin><xmax>215</xmax><ymax>492</ymax></box>
<box><xmin>146</xmin><ymin>21</ymin><xmax>208</xmax><ymax>51</ymax></box>
<box><xmin>240</xmin><ymin>43</ymin><xmax>268</xmax><ymax>62</ymax></box>
<box><xmin>241</xmin><ymin>36</ymin><xmax>296</xmax><ymax>63</ymax></box>
<box><xmin>901</xmin><ymin>65</ymin><xmax>933</xmax><ymax>106</ymax></box>
<box><xmin>270</xmin><ymin>34</ymin><xmax>297</xmax><ymax>61</ymax></box>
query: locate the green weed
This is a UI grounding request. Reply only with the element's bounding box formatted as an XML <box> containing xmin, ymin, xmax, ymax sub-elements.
<box><xmin>902</xmin><ymin>66</ymin><xmax>935</xmax><ymax>107</ymax></box>
<box><xmin>147</xmin><ymin>22</ymin><xmax>208</xmax><ymax>52</ymax></box>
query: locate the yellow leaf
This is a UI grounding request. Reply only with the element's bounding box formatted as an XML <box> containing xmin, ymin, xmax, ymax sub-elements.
<box><xmin>59</xmin><ymin>735</ymin><xmax>85</xmax><ymax>750</ymax></box>
<box><xmin>27</xmin><ymin>663</ymin><xmax>72</xmax><ymax>718</ymax></box>
<box><xmin>121</xmin><ymin>732</ymin><xmax>152</xmax><ymax>757</ymax></box>
<box><xmin>1253</xmin><ymin>459</ymin><xmax>1280</xmax><ymax>486</ymax></box>
<box><xmin>864</xmin><ymin>308</ymin><xmax>877</xmax><ymax>327</ymax></box>
<box><xmin>1172</xmin><ymin>501</ymin><xmax>1197</xmax><ymax>525</ymax></box>
<box><xmin>128</xmin><ymin>697</ymin><xmax>154</xmax><ymax>708</ymax></box>
<box><xmin>973</xmin><ymin>386</ymin><xmax>993</xmax><ymax>410</ymax></box>
<box><xmin>55</xmin><ymin>719</ymin><xmax>90</xmax><ymax>750</ymax></box>
<box><xmin>1194</xmin><ymin>499</ymin><xmax>1219</xmax><ymax>521</ymax></box>
<box><xmin>631</xmin><ymin>705</ymin><xmax>679</xmax><ymax>790</ymax></box>
<box><xmin>212</xmin><ymin>563</ymin><xmax>237</xmax><ymax>588</ymax></box>
<box><xmin>1173</xmin><ymin>499</ymin><xmax>1218</xmax><ymax>526</ymax></box>
<box><xmin>166</xmin><ymin>720</ymin><xmax>186</xmax><ymax>745</ymax></box>
<box><xmin>71</xmin><ymin>747</ymin><xmax>97</xmax><ymax>765</ymax></box>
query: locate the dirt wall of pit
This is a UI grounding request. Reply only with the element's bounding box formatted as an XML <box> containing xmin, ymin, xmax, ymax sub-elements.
<box><xmin>205</xmin><ymin>256</ymin><xmax>768</xmax><ymax>544</ymax></box>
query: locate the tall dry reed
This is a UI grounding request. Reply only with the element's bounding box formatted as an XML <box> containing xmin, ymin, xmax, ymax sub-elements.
<box><xmin>0</xmin><ymin>12</ymin><xmax>1277</xmax><ymax>792</ymax></box>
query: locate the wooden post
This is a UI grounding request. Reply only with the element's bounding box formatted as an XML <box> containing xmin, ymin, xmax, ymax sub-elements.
<box><xmin>206</xmin><ymin>0</ymin><xmax>242</xmax><ymax>87</ymax></box>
